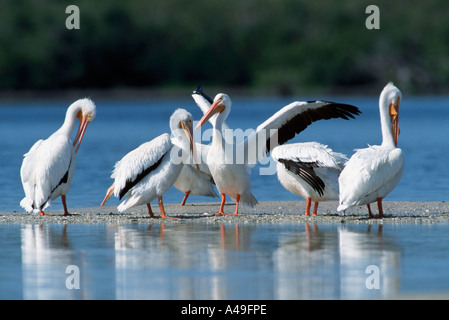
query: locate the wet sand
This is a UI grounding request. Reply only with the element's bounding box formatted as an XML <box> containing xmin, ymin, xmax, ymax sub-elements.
<box><xmin>2</xmin><ymin>200</ymin><xmax>449</xmax><ymax>225</ymax></box>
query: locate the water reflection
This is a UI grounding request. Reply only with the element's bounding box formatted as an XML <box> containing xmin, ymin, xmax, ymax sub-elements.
<box><xmin>18</xmin><ymin>223</ymin><xmax>401</xmax><ymax>299</ymax></box>
<box><xmin>272</xmin><ymin>224</ymin><xmax>400</xmax><ymax>299</ymax></box>
<box><xmin>338</xmin><ymin>226</ymin><xmax>400</xmax><ymax>299</ymax></box>
<box><xmin>21</xmin><ymin>225</ymin><xmax>81</xmax><ymax>299</ymax></box>
<box><xmin>113</xmin><ymin>224</ymin><xmax>256</xmax><ymax>299</ymax></box>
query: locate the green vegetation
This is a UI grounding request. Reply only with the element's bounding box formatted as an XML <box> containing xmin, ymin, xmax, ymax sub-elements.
<box><xmin>0</xmin><ymin>0</ymin><xmax>448</xmax><ymax>95</ymax></box>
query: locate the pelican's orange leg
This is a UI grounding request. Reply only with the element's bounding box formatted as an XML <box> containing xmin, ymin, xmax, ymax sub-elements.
<box><xmin>216</xmin><ymin>194</ymin><xmax>228</xmax><ymax>215</ymax></box>
<box><xmin>377</xmin><ymin>197</ymin><xmax>384</xmax><ymax>218</ymax></box>
<box><xmin>367</xmin><ymin>198</ymin><xmax>384</xmax><ymax>219</ymax></box>
<box><xmin>146</xmin><ymin>203</ymin><xmax>156</xmax><ymax>218</ymax></box>
<box><xmin>40</xmin><ymin>209</ymin><xmax>51</xmax><ymax>217</ymax></box>
<box><xmin>177</xmin><ymin>190</ymin><xmax>191</xmax><ymax>207</ymax></box>
<box><xmin>231</xmin><ymin>194</ymin><xmax>242</xmax><ymax>215</ymax></box>
<box><xmin>61</xmin><ymin>195</ymin><xmax>71</xmax><ymax>216</ymax></box>
<box><xmin>304</xmin><ymin>198</ymin><xmax>312</xmax><ymax>216</ymax></box>
<box><xmin>159</xmin><ymin>196</ymin><xmax>179</xmax><ymax>219</ymax></box>
<box><xmin>312</xmin><ymin>201</ymin><xmax>319</xmax><ymax>216</ymax></box>
<box><xmin>367</xmin><ymin>204</ymin><xmax>374</xmax><ymax>218</ymax></box>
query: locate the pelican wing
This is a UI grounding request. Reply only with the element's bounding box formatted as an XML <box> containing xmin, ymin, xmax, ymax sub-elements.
<box><xmin>112</xmin><ymin>133</ymin><xmax>172</xmax><ymax>199</ymax></box>
<box><xmin>242</xmin><ymin>101</ymin><xmax>360</xmax><ymax>166</ymax></box>
<box><xmin>272</xmin><ymin>143</ymin><xmax>334</xmax><ymax>196</ymax></box>
<box><xmin>338</xmin><ymin>146</ymin><xmax>404</xmax><ymax>209</ymax></box>
<box><xmin>20</xmin><ymin>135</ymin><xmax>73</xmax><ymax>210</ymax></box>
<box><xmin>272</xmin><ymin>142</ymin><xmax>349</xmax><ymax>197</ymax></box>
<box><xmin>192</xmin><ymin>86</ymin><xmax>214</xmax><ymax>113</ymax></box>
<box><xmin>278</xmin><ymin>158</ymin><xmax>325</xmax><ymax>196</ymax></box>
<box><xmin>272</xmin><ymin>142</ymin><xmax>348</xmax><ymax>169</ymax></box>
<box><xmin>20</xmin><ymin>139</ymin><xmax>44</xmax><ymax>197</ymax></box>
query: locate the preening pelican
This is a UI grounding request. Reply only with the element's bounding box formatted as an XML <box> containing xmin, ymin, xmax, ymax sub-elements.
<box><xmin>272</xmin><ymin>142</ymin><xmax>348</xmax><ymax>216</ymax></box>
<box><xmin>100</xmin><ymin>108</ymin><xmax>197</xmax><ymax>218</ymax></box>
<box><xmin>337</xmin><ymin>82</ymin><xmax>404</xmax><ymax>218</ymax></box>
<box><xmin>195</xmin><ymin>93</ymin><xmax>361</xmax><ymax>215</ymax></box>
<box><xmin>20</xmin><ymin>98</ymin><xmax>96</xmax><ymax>216</ymax></box>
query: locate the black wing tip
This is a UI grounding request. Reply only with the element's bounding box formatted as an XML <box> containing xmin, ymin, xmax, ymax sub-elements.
<box><xmin>326</xmin><ymin>102</ymin><xmax>362</xmax><ymax>117</ymax></box>
<box><xmin>278</xmin><ymin>158</ymin><xmax>325</xmax><ymax>196</ymax></box>
<box><xmin>193</xmin><ymin>85</ymin><xmax>213</xmax><ymax>104</ymax></box>
<box><xmin>306</xmin><ymin>100</ymin><xmax>362</xmax><ymax>118</ymax></box>
<box><xmin>193</xmin><ymin>85</ymin><xmax>204</xmax><ymax>95</ymax></box>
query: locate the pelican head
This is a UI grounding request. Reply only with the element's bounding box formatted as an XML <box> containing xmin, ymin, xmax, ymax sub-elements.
<box><xmin>170</xmin><ymin>108</ymin><xmax>199</xmax><ymax>169</ymax></box>
<box><xmin>195</xmin><ymin>93</ymin><xmax>231</xmax><ymax>130</ymax></box>
<box><xmin>72</xmin><ymin>98</ymin><xmax>96</xmax><ymax>153</ymax></box>
<box><xmin>380</xmin><ymin>83</ymin><xmax>402</xmax><ymax>147</ymax></box>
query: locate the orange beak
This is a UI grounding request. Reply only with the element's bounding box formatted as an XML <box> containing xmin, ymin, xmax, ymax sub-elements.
<box><xmin>100</xmin><ymin>183</ymin><xmax>115</xmax><ymax>206</ymax></box>
<box><xmin>389</xmin><ymin>97</ymin><xmax>400</xmax><ymax>147</ymax></box>
<box><xmin>195</xmin><ymin>99</ymin><xmax>225</xmax><ymax>130</ymax></box>
<box><xmin>181</xmin><ymin>121</ymin><xmax>199</xmax><ymax>170</ymax></box>
<box><xmin>73</xmin><ymin>113</ymin><xmax>92</xmax><ymax>153</ymax></box>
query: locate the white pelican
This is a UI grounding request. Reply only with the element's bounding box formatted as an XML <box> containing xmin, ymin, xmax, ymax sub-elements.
<box><xmin>172</xmin><ymin>87</ymin><xmax>219</xmax><ymax>206</ymax></box>
<box><xmin>272</xmin><ymin>142</ymin><xmax>348</xmax><ymax>216</ymax></box>
<box><xmin>100</xmin><ymin>108</ymin><xmax>197</xmax><ymax>219</ymax></box>
<box><xmin>337</xmin><ymin>82</ymin><xmax>404</xmax><ymax>218</ymax></box>
<box><xmin>195</xmin><ymin>93</ymin><xmax>361</xmax><ymax>215</ymax></box>
<box><xmin>173</xmin><ymin>86</ymin><xmax>239</xmax><ymax>206</ymax></box>
<box><xmin>20</xmin><ymin>98</ymin><xmax>96</xmax><ymax>216</ymax></box>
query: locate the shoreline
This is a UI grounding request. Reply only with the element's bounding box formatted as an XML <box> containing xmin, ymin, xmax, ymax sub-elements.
<box><xmin>1</xmin><ymin>200</ymin><xmax>449</xmax><ymax>225</ymax></box>
<box><xmin>3</xmin><ymin>87</ymin><xmax>449</xmax><ymax>103</ymax></box>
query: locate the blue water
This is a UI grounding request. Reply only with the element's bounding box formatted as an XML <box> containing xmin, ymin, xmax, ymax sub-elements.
<box><xmin>1</xmin><ymin>222</ymin><xmax>449</xmax><ymax>300</ymax></box>
<box><xmin>1</xmin><ymin>95</ymin><xmax>448</xmax><ymax>213</ymax></box>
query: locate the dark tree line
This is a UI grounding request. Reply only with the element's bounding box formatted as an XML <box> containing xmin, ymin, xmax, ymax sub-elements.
<box><xmin>1</xmin><ymin>0</ymin><xmax>448</xmax><ymax>95</ymax></box>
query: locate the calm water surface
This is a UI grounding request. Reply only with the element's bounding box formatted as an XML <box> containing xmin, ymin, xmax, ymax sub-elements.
<box><xmin>1</xmin><ymin>222</ymin><xmax>449</xmax><ymax>300</ymax></box>
<box><xmin>0</xmin><ymin>95</ymin><xmax>448</xmax><ymax>212</ymax></box>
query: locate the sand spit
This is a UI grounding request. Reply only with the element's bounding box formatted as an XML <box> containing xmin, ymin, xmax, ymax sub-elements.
<box><xmin>1</xmin><ymin>201</ymin><xmax>449</xmax><ymax>225</ymax></box>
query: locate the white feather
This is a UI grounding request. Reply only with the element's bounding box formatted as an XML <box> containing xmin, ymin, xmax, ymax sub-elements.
<box><xmin>105</xmin><ymin>109</ymin><xmax>196</xmax><ymax>214</ymax></box>
<box><xmin>112</xmin><ymin>133</ymin><xmax>172</xmax><ymax>197</ymax></box>
<box><xmin>195</xmin><ymin>92</ymin><xmax>359</xmax><ymax>214</ymax></box>
<box><xmin>117</xmin><ymin>152</ymin><xmax>179</xmax><ymax>212</ymax></box>
<box><xmin>272</xmin><ymin>142</ymin><xmax>347</xmax><ymax>203</ymax></box>
<box><xmin>20</xmin><ymin>135</ymin><xmax>74</xmax><ymax>213</ymax></box>
<box><xmin>337</xmin><ymin>83</ymin><xmax>404</xmax><ymax>213</ymax></box>
<box><xmin>174</xmin><ymin>143</ymin><xmax>218</xmax><ymax>198</ymax></box>
<box><xmin>338</xmin><ymin>145</ymin><xmax>404</xmax><ymax>210</ymax></box>
<box><xmin>243</xmin><ymin>101</ymin><xmax>352</xmax><ymax>166</ymax></box>
<box><xmin>20</xmin><ymin>98</ymin><xmax>96</xmax><ymax>214</ymax></box>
